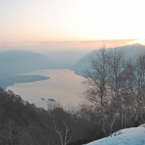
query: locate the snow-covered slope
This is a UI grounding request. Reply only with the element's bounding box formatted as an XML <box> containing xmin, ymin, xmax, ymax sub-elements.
<box><xmin>86</xmin><ymin>124</ymin><xmax>145</xmax><ymax>145</ymax></box>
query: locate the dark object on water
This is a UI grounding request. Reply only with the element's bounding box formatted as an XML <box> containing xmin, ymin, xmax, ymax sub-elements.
<box><xmin>41</xmin><ymin>98</ymin><xmax>45</xmax><ymax>101</ymax></box>
<box><xmin>48</xmin><ymin>99</ymin><xmax>55</xmax><ymax>102</ymax></box>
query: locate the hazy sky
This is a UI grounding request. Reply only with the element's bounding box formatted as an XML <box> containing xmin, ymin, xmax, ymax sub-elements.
<box><xmin>0</xmin><ymin>0</ymin><xmax>145</xmax><ymax>51</ymax></box>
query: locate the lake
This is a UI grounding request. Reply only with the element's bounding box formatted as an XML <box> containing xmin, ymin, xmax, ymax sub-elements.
<box><xmin>6</xmin><ymin>69</ymin><xmax>85</xmax><ymax>109</ymax></box>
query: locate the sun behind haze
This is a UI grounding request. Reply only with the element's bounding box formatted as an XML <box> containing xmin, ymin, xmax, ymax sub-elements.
<box><xmin>0</xmin><ymin>0</ymin><xmax>145</xmax><ymax>51</ymax></box>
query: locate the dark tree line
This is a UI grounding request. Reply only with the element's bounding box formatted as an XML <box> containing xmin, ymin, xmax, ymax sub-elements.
<box><xmin>1</xmin><ymin>48</ymin><xmax>145</xmax><ymax>145</ymax></box>
<box><xmin>0</xmin><ymin>88</ymin><xmax>92</xmax><ymax>145</ymax></box>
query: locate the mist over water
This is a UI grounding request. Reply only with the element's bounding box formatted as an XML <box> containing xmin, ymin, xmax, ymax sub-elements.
<box><xmin>6</xmin><ymin>69</ymin><xmax>85</xmax><ymax>109</ymax></box>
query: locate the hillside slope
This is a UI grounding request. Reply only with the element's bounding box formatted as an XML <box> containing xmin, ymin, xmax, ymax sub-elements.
<box><xmin>0</xmin><ymin>50</ymin><xmax>60</xmax><ymax>76</ymax></box>
<box><xmin>71</xmin><ymin>43</ymin><xmax>145</xmax><ymax>76</ymax></box>
<box><xmin>0</xmin><ymin>50</ymin><xmax>58</xmax><ymax>89</ymax></box>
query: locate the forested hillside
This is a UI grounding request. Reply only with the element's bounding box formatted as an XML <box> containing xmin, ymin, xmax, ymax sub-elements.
<box><xmin>0</xmin><ymin>88</ymin><xmax>92</xmax><ymax>145</ymax></box>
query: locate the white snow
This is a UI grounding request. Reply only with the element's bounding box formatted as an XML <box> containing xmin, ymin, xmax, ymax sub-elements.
<box><xmin>86</xmin><ymin>124</ymin><xmax>145</xmax><ymax>145</ymax></box>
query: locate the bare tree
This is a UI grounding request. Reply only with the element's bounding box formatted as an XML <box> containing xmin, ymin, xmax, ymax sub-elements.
<box><xmin>84</xmin><ymin>48</ymin><xmax>111</xmax><ymax>136</ymax></box>
<box><xmin>107</xmin><ymin>49</ymin><xmax>126</xmax><ymax>128</ymax></box>
<box><xmin>83</xmin><ymin>48</ymin><xmax>136</xmax><ymax>135</ymax></box>
<box><xmin>133</xmin><ymin>54</ymin><xmax>145</xmax><ymax>122</ymax></box>
<box><xmin>0</xmin><ymin>119</ymin><xmax>22</xmax><ymax>145</ymax></box>
<box><xmin>49</xmin><ymin>107</ymin><xmax>75</xmax><ymax>145</ymax></box>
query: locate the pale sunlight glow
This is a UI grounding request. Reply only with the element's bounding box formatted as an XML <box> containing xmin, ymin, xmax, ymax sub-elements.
<box><xmin>0</xmin><ymin>0</ymin><xmax>145</xmax><ymax>48</ymax></box>
<box><xmin>132</xmin><ymin>39</ymin><xmax>145</xmax><ymax>45</ymax></box>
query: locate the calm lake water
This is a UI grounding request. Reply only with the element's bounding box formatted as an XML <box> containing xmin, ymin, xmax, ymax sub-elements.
<box><xmin>6</xmin><ymin>69</ymin><xmax>85</xmax><ymax>109</ymax></box>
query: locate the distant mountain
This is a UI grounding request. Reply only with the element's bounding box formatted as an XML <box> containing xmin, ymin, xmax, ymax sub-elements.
<box><xmin>71</xmin><ymin>43</ymin><xmax>145</xmax><ymax>76</ymax></box>
<box><xmin>70</xmin><ymin>51</ymin><xmax>92</xmax><ymax>76</ymax></box>
<box><xmin>0</xmin><ymin>50</ymin><xmax>59</xmax><ymax>89</ymax></box>
<box><xmin>0</xmin><ymin>50</ymin><xmax>60</xmax><ymax>76</ymax></box>
<box><xmin>45</xmin><ymin>50</ymin><xmax>89</xmax><ymax>68</ymax></box>
<box><xmin>106</xmin><ymin>43</ymin><xmax>145</xmax><ymax>59</ymax></box>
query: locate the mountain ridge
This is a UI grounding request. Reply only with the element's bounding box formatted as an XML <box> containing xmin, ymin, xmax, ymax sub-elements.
<box><xmin>71</xmin><ymin>43</ymin><xmax>145</xmax><ymax>76</ymax></box>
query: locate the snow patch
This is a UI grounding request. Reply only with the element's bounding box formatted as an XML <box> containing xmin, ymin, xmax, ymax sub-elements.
<box><xmin>86</xmin><ymin>124</ymin><xmax>145</xmax><ymax>145</ymax></box>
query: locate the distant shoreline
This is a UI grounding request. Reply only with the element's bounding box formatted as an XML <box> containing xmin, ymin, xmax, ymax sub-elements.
<box><xmin>1</xmin><ymin>74</ymin><xmax>50</xmax><ymax>90</ymax></box>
